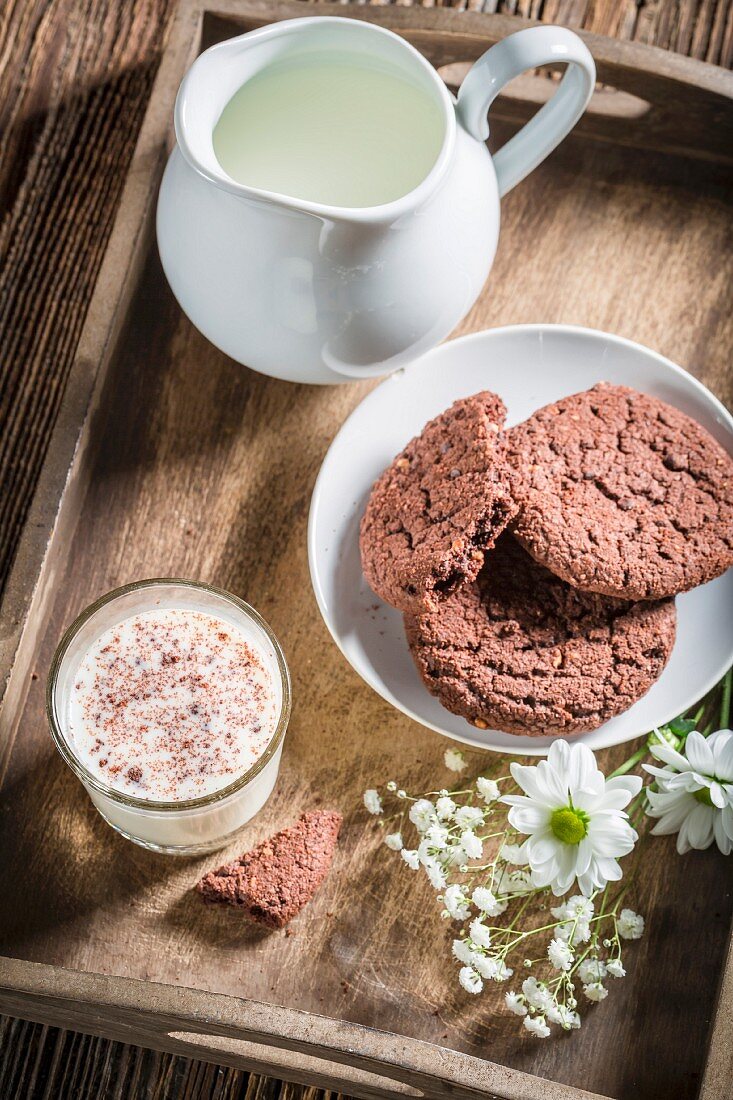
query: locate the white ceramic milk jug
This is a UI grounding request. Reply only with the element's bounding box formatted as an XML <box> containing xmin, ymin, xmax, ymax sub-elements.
<box><xmin>157</xmin><ymin>18</ymin><xmax>595</xmax><ymax>383</ymax></box>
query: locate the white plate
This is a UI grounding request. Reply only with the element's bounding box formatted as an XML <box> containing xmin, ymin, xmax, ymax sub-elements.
<box><xmin>308</xmin><ymin>325</ymin><xmax>733</xmax><ymax>756</ymax></box>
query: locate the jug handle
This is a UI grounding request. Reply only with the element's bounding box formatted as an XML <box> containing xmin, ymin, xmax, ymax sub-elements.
<box><xmin>456</xmin><ymin>26</ymin><xmax>596</xmax><ymax>197</ymax></box>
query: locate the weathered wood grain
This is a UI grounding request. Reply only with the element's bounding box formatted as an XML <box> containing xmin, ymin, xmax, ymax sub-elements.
<box><xmin>1</xmin><ymin>1</ymin><xmax>732</xmax><ymax>1099</ymax></box>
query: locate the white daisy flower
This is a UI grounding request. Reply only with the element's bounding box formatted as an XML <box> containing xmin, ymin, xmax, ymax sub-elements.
<box><xmin>460</xmin><ymin>829</ymin><xmax>483</xmax><ymax>860</ymax></box>
<box><xmin>505</xmin><ymin>991</ymin><xmax>527</xmax><ymax>1016</ymax></box>
<box><xmin>472</xmin><ymin>886</ymin><xmax>507</xmax><ymax>916</ymax></box>
<box><xmin>582</xmin><ymin>981</ymin><xmax>608</xmax><ymax>1002</ymax></box>
<box><xmin>435</xmin><ymin>795</ymin><xmax>457</xmax><ymax>821</ymax></box>
<box><xmin>455</xmin><ymin>805</ymin><xmax>484</xmax><ymax>830</ymax></box>
<box><xmin>401</xmin><ymin>848</ymin><xmax>420</xmax><ymax>870</ymax></box>
<box><xmin>606</xmin><ymin>959</ymin><xmax>626</xmax><ymax>978</ymax></box>
<box><xmin>444</xmin><ymin>748</ymin><xmax>467</xmax><ymax>773</ymax></box>
<box><xmin>443</xmin><ymin>884</ymin><xmax>471</xmax><ymax>920</ymax></box>
<box><xmin>363</xmin><ymin>789</ymin><xmax>382</xmax><ymax>815</ymax></box>
<box><xmin>409</xmin><ymin>798</ymin><xmax>437</xmax><ymax>833</ymax></box>
<box><xmin>547</xmin><ymin>937</ymin><xmax>574</xmax><ymax>972</ymax></box>
<box><xmin>502</xmin><ymin>739</ymin><xmax>641</xmax><ymax>896</ymax></box>
<box><xmin>452</xmin><ymin>938</ymin><xmax>474</xmax><ymax>965</ymax></box>
<box><xmin>458</xmin><ymin>966</ymin><xmax>483</xmax><ymax>994</ymax></box>
<box><xmin>577</xmin><ymin>957</ymin><xmax>607</xmax><ymax>984</ymax></box>
<box><xmin>523</xmin><ymin>1015</ymin><xmax>550</xmax><ymax>1038</ymax></box>
<box><xmin>384</xmin><ymin>832</ymin><xmax>403</xmax><ymax>851</ymax></box>
<box><xmin>617</xmin><ymin>908</ymin><xmax>645</xmax><ymax>940</ymax></box>
<box><xmin>469</xmin><ymin>918</ymin><xmax>491</xmax><ymax>948</ymax></box>
<box><xmin>644</xmin><ymin>729</ymin><xmax>733</xmax><ymax>855</ymax></box>
<box><xmin>477</xmin><ymin>777</ymin><xmax>500</xmax><ymax>803</ymax></box>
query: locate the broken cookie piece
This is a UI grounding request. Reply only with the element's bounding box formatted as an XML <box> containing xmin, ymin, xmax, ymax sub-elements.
<box><xmin>196</xmin><ymin>809</ymin><xmax>342</xmax><ymax>928</ymax></box>
<box><xmin>359</xmin><ymin>391</ymin><xmax>517</xmax><ymax>615</ymax></box>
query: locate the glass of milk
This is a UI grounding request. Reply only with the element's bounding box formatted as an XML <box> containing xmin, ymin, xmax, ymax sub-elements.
<box><xmin>47</xmin><ymin>579</ymin><xmax>291</xmax><ymax>854</ymax></box>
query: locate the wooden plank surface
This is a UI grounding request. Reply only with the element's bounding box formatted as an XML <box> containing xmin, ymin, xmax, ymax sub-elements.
<box><xmin>1</xmin><ymin>1</ymin><xmax>732</xmax><ymax>1098</ymax></box>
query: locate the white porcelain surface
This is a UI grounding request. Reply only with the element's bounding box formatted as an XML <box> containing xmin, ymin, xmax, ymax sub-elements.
<box><xmin>156</xmin><ymin>18</ymin><xmax>594</xmax><ymax>384</ymax></box>
<box><xmin>308</xmin><ymin>325</ymin><xmax>733</xmax><ymax>756</ymax></box>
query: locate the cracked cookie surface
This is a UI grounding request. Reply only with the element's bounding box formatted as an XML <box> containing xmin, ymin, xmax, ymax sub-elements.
<box><xmin>360</xmin><ymin>391</ymin><xmax>516</xmax><ymax>615</ymax></box>
<box><xmin>405</xmin><ymin>535</ymin><xmax>676</xmax><ymax>736</ymax></box>
<box><xmin>507</xmin><ymin>383</ymin><xmax>733</xmax><ymax>600</ymax></box>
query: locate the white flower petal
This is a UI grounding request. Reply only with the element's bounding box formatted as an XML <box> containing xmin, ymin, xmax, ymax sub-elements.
<box><xmin>710</xmin><ymin>730</ymin><xmax>733</xmax><ymax>782</ymax></box>
<box><xmin>684</xmin><ymin>731</ymin><xmax>715</xmax><ymax>776</ymax></box>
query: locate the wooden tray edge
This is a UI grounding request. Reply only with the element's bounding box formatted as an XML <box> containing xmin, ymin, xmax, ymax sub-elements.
<box><xmin>0</xmin><ymin>2</ymin><xmax>730</xmax><ymax>1095</ymax></box>
<box><xmin>0</xmin><ymin>956</ymin><xmax>611</xmax><ymax>1100</ymax></box>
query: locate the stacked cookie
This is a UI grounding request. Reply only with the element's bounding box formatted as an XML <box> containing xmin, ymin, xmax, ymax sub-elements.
<box><xmin>360</xmin><ymin>384</ymin><xmax>733</xmax><ymax>736</ymax></box>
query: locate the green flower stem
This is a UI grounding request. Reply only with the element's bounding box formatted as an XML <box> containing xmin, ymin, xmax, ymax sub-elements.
<box><xmin>608</xmin><ymin>744</ymin><xmax>648</xmax><ymax>779</ymax></box>
<box><xmin>720</xmin><ymin>667</ymin><xmax>732</xmax><ymax>730</ymax></box>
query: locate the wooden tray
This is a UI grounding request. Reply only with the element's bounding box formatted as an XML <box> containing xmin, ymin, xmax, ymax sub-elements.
<box><xmin>1</xmin><ymin>3</ymin><xmax>732</xmax><ymax>1098</ymax></box>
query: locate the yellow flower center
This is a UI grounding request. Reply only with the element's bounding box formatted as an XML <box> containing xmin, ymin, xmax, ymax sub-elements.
<box><xmin>550</xmin><ymin>806</ymin><xmax>589</xmax><ymax>845</ymax></box>
<box><xmin>693</xmin><ymin>786</ymin><xmax>714</xmax><ymax>807</ymax></box>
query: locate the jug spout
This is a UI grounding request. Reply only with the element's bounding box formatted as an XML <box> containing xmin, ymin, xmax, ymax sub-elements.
<box><xmin>174</xmin><ymin>17</ymin><xmax>455</xmax><ymax>221</ymax></box>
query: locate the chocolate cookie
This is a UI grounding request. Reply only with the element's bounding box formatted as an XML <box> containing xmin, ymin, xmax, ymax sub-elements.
<box><xmin>360</xmin><ymin>392</ymin><xmax>516</xmax><ymax>614</ymax></box>
<box><xmin>196</xmin><ymin>810</ymin><xmax>342</xmax><ymax>928</ymax></box>
<box><xmin>405</xmin><ymin>535</ymin><xmax>676</xmax><ymax>736</ymax></box>
<box><xmin>508</xmin><ymin>383</ymin><xmax>733</xmax><ymax>600</ymax></box>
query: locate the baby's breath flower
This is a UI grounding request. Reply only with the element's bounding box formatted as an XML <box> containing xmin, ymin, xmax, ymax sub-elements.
<box><xmin>472</xmin><ymin>954</ymin><xmax>500</xmax><ymax>980</ymax></box>
<box><xmin>455</xmin><ymin>805</ymin><xmax>484</xmax><ymax>830</ymax></box>
<box><xmin>577</xmin><ymin>958</ymin><xmax>606</xmax><ymax>984</ymax></box>
<box><xmin>363</xmin><ymin>789</ymin><xmax>382</xmax><ymax>815</ymax></box>
<box><xmin>472</xmin><ymin>886</ymin><xmax>506</xmax><ymax>916</ymax></box>
<box><xmin>425</xmin><ymin>861</ymin><xmax>447</xmax><ymax>889</ymax></box>
<box><xmin>444</xmin><ymin>748</ymin><xmax>467</xmax><ymax>773</ymax></box>
<box><xmin>458</xmin><ymin>966</ymin><xmax>483</xmax><ymax>994</ymax></box>
<box><xmin>396</xmin><ymin>789</ymin><xmax>407</xmax><ymax>799</ymax></box>
<box><xmin>555</xmin><ymin>919</ymin><xmax>591</xmax><ymax>946</ymax></box>
<box><xmin>498</xmin><ymin>867</ymin><xmax>535</xmax><ymax>896</ymax></box>
<box><xmin>476</xmin><ymin>777</ymin><xmax>500</xmax><ymax>803</ymax></box>
<box><xmin>505</xmin><ymin>991</ymin><xmax>527</xmax><ymax>1016</ymax></box>
<box><xmin>426</xmin><ymin>823</ymin><xmax>449</xmax><ymax>848</ymax></box>
<box><xmin>548</xmin><ymin>1004</ymin><xmax>581</xmax><ymax>1030</ymax></box>
<box><xmin>552</xmin><ymin>896</ymin><xmax>594</xmax><ymax>922</ymax></box>
<box><xmin>469</xmin><ymin>918</ymin><xmax>491</xmax><ymax>949</ymax></box>
<box><xmin>444</xmin><ymin>844</ymin><xmax>467</xmax><ymax>867</ymax></box>
<box><xmin>409</xmin><ymin>798</ymin><xmax>436</xmax><ymax>833</ymax></box>
<box><xmin>435</xmin><ymin>795</ymin><xmax>457</xmax><ymax>821</ymax></box>
<box><xmin>606</xmin><ymin>959</ymin><xmax>626</xmax><ymax>978</ymax></box>
<box><xmin>494</xmin><ymin>961</ymin><xmax>513</xmax><ymax>981</ymax></box>
<box><xmin>452</xmin><ymin>939</ymin><xmax>474</xmax><ymax>965</ymax></box>
<box><xmin>583</xmin><ymin>982</ymin><xmax>608</xmax><ymax>1003</ymax></box>
<box><xmin>522</xmin><ymin>977</ymin><xmax>553</xmax><ymax>1013</ymax></box>
<box><xmin>386</xmin><ymin>781</ymin><xmax>397</xmax><ymax>792</ymax></box>
<box><xmin>499</xmin><ymin>842</ymin><xmax>528</xmax><ymax>865</ymax></box>
<box><xmin>524</xmin><ymin>1015</ymin><xmax>550</xmax><ymax>1038</ymax></box>
<box><xmin>401</xmin><ymin>848</ymin><xmax>420</xmax><ymax>870</ymax></box>
<box><xmin>547</xmin><ymin>937</ymin><xmax>574</xmax><ymax>972</ymax></box>
<box><xmin>617</xmin><ymin>908</ymin><xmax>645</xmax><ymax>940</ymax></box>
<box><xmin>460</xmin><ymin>829</ymin><xmax>483</xmax><ymax>860</ymax></box>
<box><xmin>443</xmin><ymin>884</ymin><xmax>471</xmax><ymax>920</ymax></box>
<box><xmin>384</xmin><ymin>832</ymin><xmax>403</xmax><ymax>851</ymax></box>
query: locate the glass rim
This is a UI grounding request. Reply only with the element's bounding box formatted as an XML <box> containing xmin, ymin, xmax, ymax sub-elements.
<box><xmin>46</xmin><ymin>578</ymin><xmax>291</xmax><ymax>812</ymax></box>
